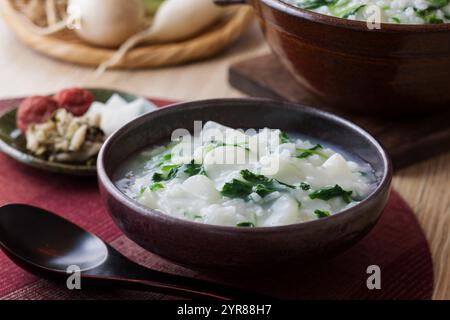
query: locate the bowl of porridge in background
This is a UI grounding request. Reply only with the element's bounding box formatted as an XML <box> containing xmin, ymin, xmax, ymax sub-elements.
<box><xmin>216</xmin><ymin>0</ymin><xmax>450</xmax><ymax>116</ymax></box>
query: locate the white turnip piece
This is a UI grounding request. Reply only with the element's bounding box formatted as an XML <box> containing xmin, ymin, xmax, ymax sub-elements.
<box><xmin>97</xmin><ymin>0</ymin><xmax>225</xmax><ymax>73</ymax></box>
<box><xmin>68</xmin><ymin>0</ymin><xmax>147</xmax><ymax>48</ymax></box>
<box><xmin>142</xmin><ymin>0</ymin><xmax>225</xmax><ymax>43</ymax></box>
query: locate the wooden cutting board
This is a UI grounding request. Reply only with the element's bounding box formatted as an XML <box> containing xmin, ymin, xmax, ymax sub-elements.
<box><xmin>229</xmin><ymin>54</ymin><xmax>450</xmax><ymax>170</ymax></box>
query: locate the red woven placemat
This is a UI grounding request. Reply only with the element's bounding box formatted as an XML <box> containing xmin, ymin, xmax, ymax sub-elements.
<box><xmin>0</xmin><ymin>98</ymin><xmax>434</xmax><ymax>300</ymax></box>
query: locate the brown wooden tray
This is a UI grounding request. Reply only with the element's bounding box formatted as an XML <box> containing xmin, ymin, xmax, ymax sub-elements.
<box><xmin>229</xmin><ymin>54</ymin><xmax>450</xmax><ymax>170</ymax></box>
<box><xmin>1</xmin><ymin>0</ymin><xmax>254</xmax><ymax>69</ymax></box>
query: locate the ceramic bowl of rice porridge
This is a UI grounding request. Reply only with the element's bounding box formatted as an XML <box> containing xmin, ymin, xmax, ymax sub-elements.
<box><xmin>98</xmin><ymin>99</ymin><xmax>392</xmax><ymax>270</ymax></box>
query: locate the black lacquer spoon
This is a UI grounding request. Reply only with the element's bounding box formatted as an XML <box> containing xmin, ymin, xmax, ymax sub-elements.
<box><xmin>0</xmin><ymin>204</ymin><xmax>269</xmax><ymax>300</ymax></box>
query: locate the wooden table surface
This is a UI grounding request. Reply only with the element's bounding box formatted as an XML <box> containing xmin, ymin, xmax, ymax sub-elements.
<box><xmin>0</xmin><ymin>17</ymin><xmax>449</xmax><ymax>300</ymax></box>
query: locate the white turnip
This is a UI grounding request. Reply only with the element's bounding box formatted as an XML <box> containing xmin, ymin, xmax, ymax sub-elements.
<box><xmin>97</xmin><ymin>0</ymin><xmax>225</xmax><ymax>72</ymax></box>
<box><xmin>68</xmin><ymin>0</ymin><xmax>147</xmax><ymax>48</ymax></box>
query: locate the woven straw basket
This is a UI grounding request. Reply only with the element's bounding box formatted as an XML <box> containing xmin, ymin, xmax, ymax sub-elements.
<box><xmin>0</xmin><ymin>0</ymin><xmax>254</xmax><ymax>69</ymax></box>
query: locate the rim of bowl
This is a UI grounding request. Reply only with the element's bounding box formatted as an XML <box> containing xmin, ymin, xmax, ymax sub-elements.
<box><xmin>97</xmin><ymin>98</ymin><xmax>392</xmax><ymax>234</ymax></box>
<box><xmin>266</xmin><ymin>0</ymin><xmax>450</xmax><ymax>32</ymax></box>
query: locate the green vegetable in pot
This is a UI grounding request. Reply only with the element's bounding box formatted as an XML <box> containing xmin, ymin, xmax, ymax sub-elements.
<box><xmin>236</xmin><ymin>222</ymin><xmax>255</xmax><ymax>228</ymax></box>
<box><xmin>295</xmin><ymin>0</ymin><xmax>338</xmax><ymax>10</ymax></box>
<box><xmin>296</xmin><ymin>144</ymin><xmax>328</xmax><ymax>159</ymax></box>
<box><xmin>415</xmin><ymin>8</ymin><xmax>445</xmax><ymax>23</ymax></box>
<box><xmin>143</xmin><ymin>0</ymin><xmax>165</xmax><ymax>15</ymax></box>
<box><xmin>314</xmin><ymin>209</ymin><xmax>331</xmax><ymax>218</ymax></box>
<box><xmin>221</xmin><ymin>170</ymin><xmax>309</xmax><ymax>200</ymax></box>
<box><xmin>428</xmin><ymin>0</ymin><xmax>449</xmax><ymax>9</ymax></box>
<box><xmin>309</xmin><ymin>184</ymin><xmax>353</xmax><ymax>203</ymax></box>
<box><xmin>279</xmin><ymin>131</ymin><xmax>291</xmax><ymax>144</ymax></box>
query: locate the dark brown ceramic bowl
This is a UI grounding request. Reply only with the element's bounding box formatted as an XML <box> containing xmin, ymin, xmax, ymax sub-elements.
<box><xmin>217</xmin><ymin>0</ymin><xmax>450</xmax><ymax>115</ymax></box>
<box><xmin>97</xmin><ymin>99</ymin><xmax>392</xmax><ymax>271</ymax></box>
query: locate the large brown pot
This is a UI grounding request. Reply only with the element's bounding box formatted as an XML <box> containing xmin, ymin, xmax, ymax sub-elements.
<box><xmin>216</xmin><ymin>0</ymin><xmax>450</xmax><ymax>115</ymax></box>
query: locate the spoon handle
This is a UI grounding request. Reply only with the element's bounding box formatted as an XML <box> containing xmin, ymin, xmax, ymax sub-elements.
<box><xmin>86</xmin><ymin>266</ymin><xmax>267</xmax><ymax>300</ymax></box>
<box><xmin>84</xmin><ymin>249</ymin><xmax>270</xmax><ymax>300</ymax></box>
<box><xmin>82</xmin><ymin>274</ymin><xmax>237</xmax><ymax>300</ymax></box>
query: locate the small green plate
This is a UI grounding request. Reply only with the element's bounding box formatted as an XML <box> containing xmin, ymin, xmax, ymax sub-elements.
<box><xmin>0</xmin><ymin>88</ymin><xmax>144</xmax><ymax>176</ymax></box>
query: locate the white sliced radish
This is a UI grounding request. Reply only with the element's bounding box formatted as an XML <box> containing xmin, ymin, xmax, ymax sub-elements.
<box><xmin>202</xmin><ymin>205</ymin><xmax>237</xmax><ymax>226</ymax></box>
<box><xmin>140</xmin><ymin>188</ymin><xmax>159</xmax><ymax>208</ymax></box>
<box><xmin>203</xmin><ymin>145</ymin><xmax>255</xmax><ymax>187</ymax></box>
<box><xmin>263</xmin><ymin>196</ymin><xmax>299</xmax><ymax>226</ymax></box>
<box><xmin>182</xmin><ymin>175</ymin><xmax>220</xmax><ymax>203</ymax></box>
<box><xmin>260</xmin><ymin>154</ymin><xmax>303</xmax><ymax>184</ymax></box>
